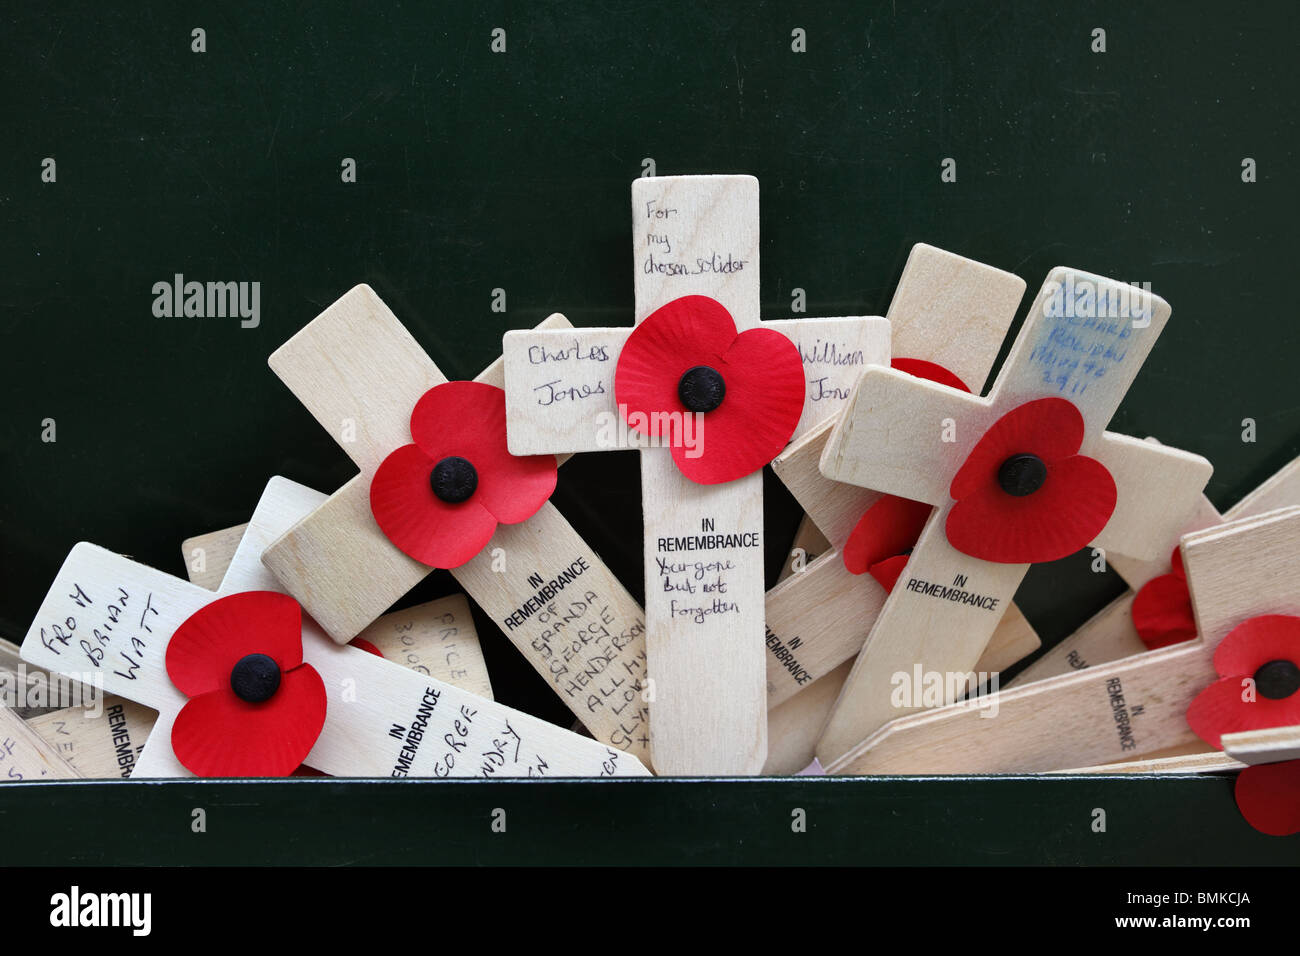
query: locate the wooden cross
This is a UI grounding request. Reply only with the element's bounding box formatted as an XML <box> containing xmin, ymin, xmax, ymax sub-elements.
<box><xmin>762</xmin><ymin>245</ymin><xmax>1041</xmax><ymax>773</ymax></box>
<box><xmin>815</xmin><ymin>267</ymin><xmax>1214</xmax><ymax>766</ymax></box>
<box><xmin>26</xmin><ymin>508</ymin><xmax>494</xmax><ymax>778</ymax></box>
<box><xmin>826</xmin><ymin>505</ymin><xmax>1300</xmax><ymax>775</ymax></box>
<box><xmin>501</xmin><ymin>174</ymin><xmax>887</xmax><ymax>774</ymax></box>
<box><xmin>1013</xmin><ymin>455</ymin><xmax>1300</xmax><ymax>685</ymax></box>
<box><xmin>0</xmin><ymin>706</ymin><xmax>79</xmax><ymax>782</ymax></box>
<box><xmin>259</xmin><ymin>292</ymin><xmax>653</xmax><ymax>766</ymax></box>
<box><xmin>20</xmin><ymin>476</ymin><xmax>650</xmax><ymax>778</ymax></box>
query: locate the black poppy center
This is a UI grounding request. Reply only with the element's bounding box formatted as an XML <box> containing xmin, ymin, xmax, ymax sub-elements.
<box><xmin>997</xmin><ymin>453</ymin><xmax>1048</xmax><ymax>497</ymax></box>
<box><xmin>230</xmin><ymin>653</ymin><xmax>281</xmax><ymax>704</ymax></box>
<box><xmin>678</xmin><ymin>365</ymin><xmax>727</xmax><ymax>413</ymax></box>
<box><xmin>431</xmin><ymin>455</ymin><xmax>478</xmax><ymax>504</ymax></box>
<box><xmin>1254</xmin><ymin>659</ymin><xmax>1300</xmax><ymax>700</ymax></box>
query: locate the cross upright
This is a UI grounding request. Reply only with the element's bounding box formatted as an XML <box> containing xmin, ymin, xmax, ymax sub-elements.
<box><xmin>764</xmin><ymin>244</ymin><xmax>1036</xmax><ymax>712</ymax></box>
<box><xmin>501</xmin><ymin>174</ymin><xmax>887</xmax><ymax>774</ymax></box>
<box><xmin>20</xmin><ymin>476</ymin><xmax>650</xmax><ymax>779</ymax></box>
<box><xmin>1013</xmin><ymin>455</ymin><xmax>1300</xmax><ymax>685</ymax></box>
<box><xmin>815</xmin><ymin>267</ymin><xmax>1214</xmax><ymax>765</ymax></box>
<box><xmin>258</xmin><ymin>291</ymin><xmax>654</xmax><ymax>766</ymax></box>
<box><xmin>826</xmin><ymin>504</ymin><xmax>1300</xmax><ymax>775</ymax></box>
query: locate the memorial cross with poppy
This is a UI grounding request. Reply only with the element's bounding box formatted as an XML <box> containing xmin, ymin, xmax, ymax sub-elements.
<box><xmin>813</xmin><ymin>267</ymin><xmax>1213</xmax><ymax>767</ymax></box>
<box><xmin>500</xmin><ymin>175</ymin><xmax>886</xmax><ymax>775</ymax></box>
<box><xmin>18</xmin><ymin>477</ymin><xmax>651</xmax><ymax>779</ymax></box>
<box><xmin>802</xmin><ymin>507</ymin><xmax>1300</xmax><ymax>778</ymax></box>
<box><xmin>257</xmin><ymin>285</ymin><xmax>655</xmax><ymax>767</ymax></box>
<box><xmin>765</xmin><ymin>244</ymin><xmax>1036</xmax><ymax>711</ymax></box>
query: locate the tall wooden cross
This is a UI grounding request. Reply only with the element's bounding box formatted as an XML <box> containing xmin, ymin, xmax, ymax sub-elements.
<box><xmin>259</xmin><ymin>291</ymin><xmax>653</xmax><ymax>766</ymax></box>
<box><xmin>763</xmin><ymin>245</ymin><xmax>1039</xmax><ymax>762</ymax></box>
<box><xmin>814</xmin><ymin>267</ymin><xmax>1214</xmax><ymax>765</ymax></box>
<box><xmin>1013</xmin><ymin>455</ymin><xmax>1300</xmax><ymax>685</ymax></box>
<box><xmin>26</xmin><ymin>507</ymin><xmax>495</xmax><ymax>778</ymax></box>
<box><xmin>20</xmin><ymin>476</ymin><xmax>650</xmax><ymax>778</ymax></box>
<box><xmin>501</xmin><ymin>174</ymin><xmax>887</xmax><ymax>774</ymax></box>
<box><xmin>823</xmin><ymin>512</ymin><xmax>1300</xmax><ymax>777</ymax></box>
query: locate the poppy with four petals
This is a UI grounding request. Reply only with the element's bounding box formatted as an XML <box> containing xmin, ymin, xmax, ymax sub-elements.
<box><xmin>614</xmin><ymin>295</ymin><xmax>805</xmax><ymax>485</ymax></box>
<box><xmin>167</xmin><ymin>591</ymin><xmax>327</xmax><ymax>778</ymax></box>
<box><xmin>945</xmin><ymin>397</ymin><xmax>1118</xmax><ymax>564</ymax></box>
<box><xmin>369</xmin><ymin>381</ymin><xmax>558</xmax><ymax>568</ymax></box>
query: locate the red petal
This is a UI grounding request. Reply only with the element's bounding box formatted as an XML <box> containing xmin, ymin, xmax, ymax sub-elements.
<box><xmin>950</xmin><ymin>398</ymin><xmax>1087</xmax><ymax>501</ymax></box>
<box><xmin>171</xmin><ymin>665</ymin><xmax>328</xmax><ymax>777</ymax></box>
<box><xmin>349</xmin><ymin>637</ymin><xmax>384</xmax><ymax>658</ymax></box>
<box><xmin>891</xmin><ymin>358</ymin><xmax>971</xmax><ymax>393</ymax></box>
<box><xmin>408</xmin><ymin>382</ymin><xmax>557</xmax><ymax>524</ymax></box>
<box><xmin>615</xmin><ymin>296</ymin><xmax>740</xmax><ymax>440</ymax></box>
<box><xmin>1170</xmin><ymin>545</ymin><xmax>1185</xmax><ymax>580</ymax></box>
<box><xmin>166</xmin><ymin>592</ymin><xmax>304</xmax><ymax>698</ymax></box>
<box><xmin>672</xmin><ymin>327</ymin><xmax>805</xmax><ymax>484</ymax></box>
<box><xmin>1235</xmin><ymin>760</ymin><xmax>1300</xmax><ymax>836</ymax></box>
<box><xmin>1214</xmin><ymin>614</ymin><xmax>1300</xmax><ymax>678</ymax></box>
<box><xmin>1131</xmin><ymin>573</ymin><xmax>1197</xmax><ymax>650</ymax></box>
<box><xmin>1186</xmin><ymin>675</ymin><xmax>1300</xmax><ymax>749</ymax></box>
<box><xmin>843</xmin><ymin>495</ymin><xmax>933</xmax><ymax>576</ymax></box>
<box><xmin>868</xmin><ymin>554</ymin><xmax>912</xmax><ymax>593</ymax></box>
<box><xmin>946</xmin><ymin>454</ymin><xmax>1117</xmax><ymax>563</ymax></box>
<box><xmin>370</xmin><ymin>443</ymin><xmax>500</xmax><ymax>568</ymax></box>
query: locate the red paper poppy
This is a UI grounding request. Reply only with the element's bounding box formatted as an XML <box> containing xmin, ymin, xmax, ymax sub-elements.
<box><xmin>841</xmin><ymin>359</ymin><xmax>972</xmax><ymax>591</ymax></box>
<box><xmin>1235</xmin><ymin>759</ymin><xmax>1300</xmax><ymax>836</ymax></box>
<box><xmin>843</xmin><ymin>495</ymin><xmax>934</xmax><ymax>591</ymax></box>
<box><xmin>1186</xmin><ymin>614</ymin><xmax>1300</xmax><ymax>749</ymax></box>
<box><xmin>370</xmin><ymin>381</ymin><xmax>558</xmax><ymax>568</ymax></box>
<box><xmin>1131</xmin><ymin>547</ymin><xmax>1198</xmax><ymax>649</ymax></box>
<box><xmin>166</xmin><ymin>591</ymin><xmax>327</xmax><ymax>778</ymax></box>
<box><xmin>945</xmin><ymin>397</ymin><xmax>1117</xmax><ymax>564</ymax></box>
<box><xmin>614</xmin><ymin>295</ymin><xmax>805</xmax><ymax>484</ymax></box>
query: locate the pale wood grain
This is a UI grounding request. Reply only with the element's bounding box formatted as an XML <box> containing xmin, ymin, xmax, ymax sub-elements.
<box><xmin>261</xmin><ymin>294</ymin><xmax>651</xmax><ymax>764</ymax></box>
<box><xmin>823</xmin><ymin>507</ymin><xmax>1300</xmax><ymax>774</ymax></box>
<box><xmin>180</xmin><ymin>524</ymin><xmax>248</xmax><ymax>591</ymax></box>
<box><xmin>184</xmin><ymin>521</ymin><xmax>493</xmax><ymax>699</ymax></box>
<box><xmin>1223</xmin><ymin>725</ymin><xmax>1300</xmax><ymax>765</ymax></box>
<box><xmin>814</xmin><ymin>268</ymin><xmax>1213</xmax><ymax>765</ymax></box>
<box><xmin>763</xmin><ymin>604</ymin><xmax>1039</xmax><ymax>775</ymax></box>
<box><xmin>775</xmin><ymin>513</ymin><xmax>831</xmax><ymax>584</ymax></box>
<box><xmin>22</xmin><ymin>477</ymin><xmax>649</xmax><ymax>778</ymax></box>
<box><xmin>27</xmin><ymin>696</ymin><xmax>155</xmax><ymax>779</ymax></box>
<box><xmin>0</xmin><ymin>706</ymin><xmax>80</xmax><ymax>782</ymax></box>
<box><xmin>1017</xmin><ymin>456</ymin><xmax>1300</xmax><ymax>686</ymax></box>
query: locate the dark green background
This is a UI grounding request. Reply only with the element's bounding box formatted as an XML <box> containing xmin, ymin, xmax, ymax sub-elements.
<box><xmin>2</xmin><ymin>2</ymin><xmax>1297</xmax><ymax>861</ymax></box>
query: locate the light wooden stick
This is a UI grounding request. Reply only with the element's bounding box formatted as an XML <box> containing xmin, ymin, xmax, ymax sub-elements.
<box><xmin>814</xmin><ymin>269</ymin><xmax>1213</xmax><ymax>765</ymax></box>
<box><xmin>1012</xmin><ymin>455</ymin><xmax>1300</xmax><ymax>685</ymax></box>
<box><xmin>825</xmin><ymin>506</ymin><xmax>1300</xmax><ymax>774</ymax></box>
<box><xmin>0</xmin><ymin>706</ymin><xmax>80</xmax><ymax>781</ymax></box>
<box><xmin>502</xmin><ymin>176</ymin><xmax>893</xmax><ymax>774</ymax></box>
<box><xmin>21</xmin><ymin>477</ymin><xmax>650</xmax><ymax>778</ymax></box>
<box><xmin>260</xmin><ymin>294</ymin><xmax>652</xmax><ymax>765</ymax></box>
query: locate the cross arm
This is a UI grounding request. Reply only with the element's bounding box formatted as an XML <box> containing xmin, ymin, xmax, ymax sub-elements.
<box><xmin>20</xmin><ymin>543</ymin><xmax>205</xmax><ymax>714</ymax></box>
<box><xmin>819</xmin><ymin>366</ymin><xmax>988</xmax><ymax>504</ymax></box>
<box><xmin>1089</xmin><ymin>433</ymin><xmax>1213</xmax><ymax>562</ymax></box>
<box><xmin>268</xmin><ymin>284</ymin><xmax>449</xmax><ymax>473</ymax></box>
<box><xmin>503</xmin><ymin>326</ymin><xmax>641</xmax><ymax>455</ymax></box>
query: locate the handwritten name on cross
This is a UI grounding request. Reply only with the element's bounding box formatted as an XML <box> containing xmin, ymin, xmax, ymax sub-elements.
<box><xmin>815</xmin><ymin>268</ymin><xmax>1213</xmax><ymax>766</ymax></box>
<box><xmin>502</xmin><ymin>175</ymin><xmax>886</xmax><ymax>774</ymax></box>
<box><xmin>259</xmin><ymin>292</ymin><xmax>652</xmax><ymax>765</ymax></box>
<box><xmin>21</xmin><ymin>476</ymin><xmax>649</xmax><ymax>779</ymax></box>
